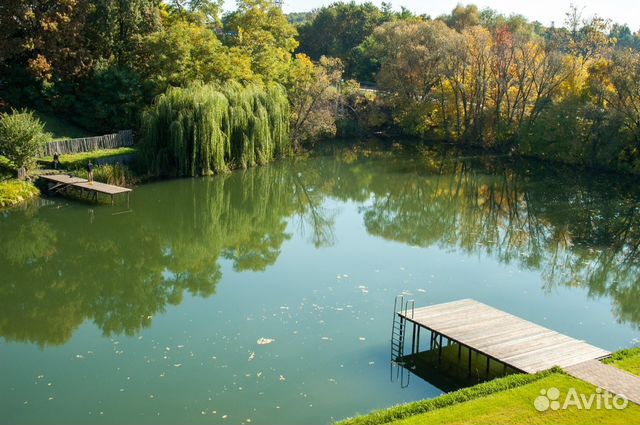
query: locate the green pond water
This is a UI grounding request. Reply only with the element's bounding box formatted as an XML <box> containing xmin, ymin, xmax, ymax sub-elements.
<box><xmin>1</xmin><ymin>146</ymin><xmax>640</xmax><ymax>424</ymax></box>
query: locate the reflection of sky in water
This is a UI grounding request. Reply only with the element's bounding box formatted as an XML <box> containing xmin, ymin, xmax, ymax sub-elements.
<box><xmin>162</xmin><ymin>268</ymin><xmax>176</xmax><ymax>281</ymax></box>
<box><xmin>1</xmin><ymin>150</ymin><xmax>640</xmax><ymax>424</ymax></box>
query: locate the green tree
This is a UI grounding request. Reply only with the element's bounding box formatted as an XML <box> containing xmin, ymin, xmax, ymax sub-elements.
<box><xmin>439</xmin><ymin>4</ymin><xmax>481</xmax><ymax>32</ymax></box>
<box><xmin>0</xmin><ymin>109</ymin><xmax>51</xmax><ymax>173</ymax></box>
<box><xmin>609</xmin><ymin>24</ymin><xmax>638</xmax><ymax>50</ymax></box>
<box><xmin>140</xmin><ymin>81</ymin><xmax>290</xmax><ymax>176</ymax></box>
<box><xmin>109</xmin><ymin>0</ymin><xmax>162</xmax><ymax>66</ymax></box>
<box><xmin>133</xmin><ymin>14</ymin><xmax>251</xmax><ymax>97</ymax></box>
<box><xmin>296</xmin><ymin>1</ymin><xmax>410</xmax><ymax>80</ymax></box>
<box><xmin>287</xmin><ymin>54</ymin><xmax>343</xmax><ymax>149</ymax></box>
<box><xmin>605</xmin><ymin>49</ymin><xmax>640</xmax><ymax>170</ymax></box>
<box><xmin>72</xmin><ymin>65</ymin><xmax>144</xmax><ymax>133</ymax></box>
<box><xmin>368</xmin><ymin>20</ymin><xmax>453</xmax><ymax>136</ymax></box>
<box><xmin>167</xmin><ymin>0</ymin><xmax>223</xmax><ymax>27</ymax></box>
<box><xmin>222</xmin><ymin>0</ymin><xmax>298</xmax><ymax>83</ymax></box>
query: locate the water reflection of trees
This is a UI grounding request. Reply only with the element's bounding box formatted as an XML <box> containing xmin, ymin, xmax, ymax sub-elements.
<box><xmin>2</xmin><ymin>146</ymin><xmax>640</xmax><ymax>346</ymax></box>
<box><xmin>0</xmin><ymin>165</ymin><xmax>306</xmax><ymax>347</ymax></box>
<box><xmin>330</xmin><ymin>147</ymin><xmax>640</xmax><ymax>328</ymax></box>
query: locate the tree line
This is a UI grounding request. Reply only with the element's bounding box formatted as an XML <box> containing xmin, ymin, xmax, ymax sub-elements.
<box><xmin>0</xmin><ymin>0</ymin><xmax>340</xmax><ymax>151</ymax></box>
<box><xmin>2</xmin><ymin>1</ymin><xmax>640</xmax><ymax>174</ymax></box>
<box><xmin>298</xmin><ymin>3</ymin><xmax>640</xmax><ymax>174</ymax></box>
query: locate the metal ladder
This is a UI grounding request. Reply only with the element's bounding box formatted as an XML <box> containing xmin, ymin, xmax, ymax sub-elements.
<box><xmin>391</xmin><ymin>295</ymin><xmax>405</xmax><ymax>362</ymax></box>
<box><xmin>390</xmin><ymin>295</ymin><xmax>415</xmax><ymax>361</ymax></box>
<box><xmin>391</xmin><ymin>295</ymin><xmax>415</xmax><ymax>387</ymax></box>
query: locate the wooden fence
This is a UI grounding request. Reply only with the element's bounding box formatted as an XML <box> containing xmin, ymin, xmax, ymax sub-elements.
<box><xmin>40</xmin><ymin>130</ymin><xmax>134</xmax><ymax>156</ymax></box>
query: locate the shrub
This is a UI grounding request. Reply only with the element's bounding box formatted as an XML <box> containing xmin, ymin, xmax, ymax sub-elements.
<box><xmin>0</xmin><ymin>109</ymin><xmax>51</xmax><ymax>172</ymax></box>
<box><xmin>0</xmin><ymin>180</ymin><xmax>40</xmax><ymax>208</ymax></box>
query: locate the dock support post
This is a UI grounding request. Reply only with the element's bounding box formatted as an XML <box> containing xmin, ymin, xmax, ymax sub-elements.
<box><xmin>468</xmin><ymin>348</ymin><xmax>472</xmax><ymax>377</ymax></box>
<box><xmin>486</xmin><ymin>357</ymin><xmax>490</xmax><ymax>377</ymax></box>
<box><xmin>457</xmin><ymin>343</ymin><xmax>462</xmax><ymax>365</ymax></box>
<box><xmin>438</xmin><ymin>334</ymin><xmax>443</xmax><ymax>364</ymax></box>
<box><xmin>416</xmin><ymin>327</ymin><xmax>420</xmax><ymax>353</ymax></box>
<box><xmin>411</xmin><ymin>323</ymin><xmax>416</xmax><ymax>354</ymax></box>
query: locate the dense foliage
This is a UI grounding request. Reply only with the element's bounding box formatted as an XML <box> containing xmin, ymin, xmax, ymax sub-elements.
<box><xmin>0</xmin><ymin>109</ymin><xmax>50</xmax><ymax>170</ymax></box>
<box><xmin>296</xmin><ymin>2</ymin><xmax>640</xmax><ymax>173</ymax></box>
<box><xmin>287</xmin><ymin>55</ymin><xmax>343</xmax><ymax>148</ymax></box>
<box><xmin>140</xmin><ymin>82</ymin><xmax>290</xmax><ymax>176</ymax></box>
<box><xmin>2</xmin><ymin>0</ymin><xmax>640</xmax><ymax>174</ymax></box>
<box><xmin>296</xmin><ymin>1</ymin><xmax>415</xmax><ymax>81</ymax></box>
<box><xmin>0</xmin><ymin>0</ymin><xmax>312</xmax><ymax>134</ymax></box>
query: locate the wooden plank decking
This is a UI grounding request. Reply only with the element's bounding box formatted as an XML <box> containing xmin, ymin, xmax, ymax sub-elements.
<box><xmin>40</xmin><ymin>174</ymin><xmax>131</xmax><ymax>204</ymax></box>
<box><xmin>398</xmin><ymin>299</ymin><xmax>610</xmax><ymax>374</ymax></box>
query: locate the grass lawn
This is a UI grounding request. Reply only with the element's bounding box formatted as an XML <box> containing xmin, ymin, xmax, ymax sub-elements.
<box><xmin>605</xmin><ymin>347</ymin><xmax>640</xmax><ymax>377</ymax></box>
<box><xmin>339</xmin><ymin>371</ymin><xmax>640</xmax><ymax>425</ymax></box>
<box><xmin>34</xmin><ymin>111</ymin><xmax>92</xmax><ymax>141</ymax></box>
<box><xmin>37</xmin><ymin>147</ymin><xmax>136</xmax><ymax>170</ymax></box>
<box><xmin>389</xmin><ymin>374</ymin><xmax>638</xmax><ymax>425</ymax></box>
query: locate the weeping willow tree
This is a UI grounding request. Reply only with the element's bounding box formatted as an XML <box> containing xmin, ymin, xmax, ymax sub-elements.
<box><xmin>141</xmin><ymin>82</ymin><xmax>291</xmax><ymax>177</ymax></box>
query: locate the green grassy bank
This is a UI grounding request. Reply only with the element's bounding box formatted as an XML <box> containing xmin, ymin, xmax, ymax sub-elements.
<box><xmin>605</xmin><ymin>347</ymin><xmax>640</xmax><ymax>377</ymax></box>
<box><xmin>37</xmin><ymin>147</ymin><xmax>136</xmax><ymax>170</ymax></box>
<box><xmin>338</xmin><ymin>349</ymin><xmax>640</xmax><ymax>425</ymax></box>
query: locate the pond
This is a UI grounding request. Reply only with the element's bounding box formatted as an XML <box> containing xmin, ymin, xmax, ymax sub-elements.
<box><xmin>1</xmin><ymin>144</ymin><xmax>639</xmax><ymax>424</ymax></box>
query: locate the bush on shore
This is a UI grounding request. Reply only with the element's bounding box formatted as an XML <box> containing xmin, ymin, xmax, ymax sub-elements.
<box><xmin>0</xmin><ymin>109</ymin><xmax>51</xmax><ymax>173</ymax></box>
<box><xmin>0</xmin><ymin>180</ymin><xmax>40</xmax><ymax>208</ymax></box>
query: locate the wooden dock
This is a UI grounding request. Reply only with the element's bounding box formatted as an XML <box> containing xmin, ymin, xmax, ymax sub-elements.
<box><xmin>394</xmin><ymin>299</ymin><xmax>610</xmax><ymax>374</ymax></box>
<box><xmin>40</xmin><ymin>174</ymin><xmax>131</xmax><ymax>205</ymax></box>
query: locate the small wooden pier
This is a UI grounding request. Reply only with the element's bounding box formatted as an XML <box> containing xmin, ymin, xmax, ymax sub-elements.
<box><xmin>392</xmin><ymin>299</ymin><xmax>610</xmax><ymax>375</ymax></box>
<box><xmin>40</xmin><ymin>174</ymin><xmax>132</xmax><ymax>205</ymax></box>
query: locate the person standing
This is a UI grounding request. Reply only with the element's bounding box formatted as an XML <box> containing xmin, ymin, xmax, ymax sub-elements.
<box><xmin>53</xmin><ymin>152</ymin><xmax>60</xmax><ymax>170</ymax></box>
<box><xmin>86</xmin><ymin>161</ymin><xmax>94</xmax><ymax>184</ymax></box>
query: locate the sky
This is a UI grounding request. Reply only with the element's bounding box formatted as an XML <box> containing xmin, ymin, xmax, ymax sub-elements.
<box><xmin>223</xmin><ymin>0</ymin><xmax>640</xmax><ymax>30</ymax></box>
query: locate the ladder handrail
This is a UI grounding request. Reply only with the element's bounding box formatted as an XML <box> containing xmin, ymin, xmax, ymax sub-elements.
<box><xmin>404</xmin><ymin>299</ymin><xmax>415</xmax><ymax>319</ymax></box>
<box><xmin>393</xmin><ymin>295</ymin><xmax>404</xmax><ymax>316</ymax></box>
